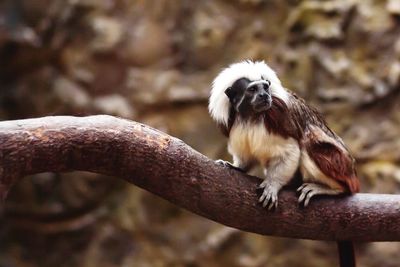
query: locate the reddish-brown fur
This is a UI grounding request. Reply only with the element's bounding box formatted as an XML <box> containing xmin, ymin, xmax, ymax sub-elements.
<box><xmin>263</xmin><ymin>96</ymin><xmax>302</xmax><ymax>140</ymax></box>
<box><xmin>305</xmin><ymin>139</ymin><xmax>360</xmax><ymax>193</ymax></box>
<box><xmin>219</xmin><ymin>91</ymin><xmax>360</xmax><ymax>194</ymax></box>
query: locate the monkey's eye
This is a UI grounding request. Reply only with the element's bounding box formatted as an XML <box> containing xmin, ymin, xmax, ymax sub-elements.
<box><xmin>247</xmin><ymin>86</ymin><xmax>257</xmax><ymax>92</ymax></box>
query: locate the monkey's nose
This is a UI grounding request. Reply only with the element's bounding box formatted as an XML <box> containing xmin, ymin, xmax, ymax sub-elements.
<box><xmin>259</xmin><ymin>93</ymin><xmax>269</xmax><ymax>99</ymax></box>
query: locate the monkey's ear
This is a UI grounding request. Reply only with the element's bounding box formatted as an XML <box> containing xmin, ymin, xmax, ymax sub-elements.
<box><xmin>225</xmin><ymin>87</ymin><xmax>234</xmax><ymax>99</ymax></box>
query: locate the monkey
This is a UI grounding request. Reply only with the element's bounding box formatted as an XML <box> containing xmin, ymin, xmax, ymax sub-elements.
<box><xmin>208</xmin><ymin>60</ymin><xmax>360</xmax><ymax>267</ymax></box>
<box><xmin>209</xmin><ymin>59</ymin><xmax>359</xmax><ymax>208</ymax></box>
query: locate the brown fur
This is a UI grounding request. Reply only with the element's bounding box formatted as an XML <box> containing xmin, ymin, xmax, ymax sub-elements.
<box><xmin>264</xmin><ymin>96</ymin><xmax>302</xmax><ymax>140</ymax></box>
<box><xmin>219</xmin><ymin>91</ymin><xmax>360</xmax><ymax>194</ymax></box>
<box><xmin>292</xmin><ymin>93</ymin><xmax>359</xmax><ymax>193</ymax></box>
<box><xmin>304</xmin><ymin>130</ymin><xmax>360</xmax><ymax>193</ymax></box>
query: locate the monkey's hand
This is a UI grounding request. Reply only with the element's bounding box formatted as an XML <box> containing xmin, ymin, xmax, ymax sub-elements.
<box><xmin>215</xmin><ymin>159</ymin><xmax>246</xmax><ymax>173</ymax></box>
<box><xmin>258</xmin><ymin>180</ymin><xmax>281</xmax><ymax>210</ymax></box>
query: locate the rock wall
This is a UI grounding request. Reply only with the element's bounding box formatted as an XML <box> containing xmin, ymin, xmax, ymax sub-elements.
<box><xmin>0</xmin><ymin>0</ymin><xmax>400</xmax><ymax>266</ymax></box>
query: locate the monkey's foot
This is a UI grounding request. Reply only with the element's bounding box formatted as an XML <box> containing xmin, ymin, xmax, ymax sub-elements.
<box><xmin>216</xmin><ymin>159</ymin><xmax>245</xmax><ymax>173</ymax></box>
<box><xmin>297</xmin><ymin>183</ymin><xmax>342</xmax><ymax>207</ymax></box>
<box><xmin>258</xmin><ymin>180</ymin><xmax>280</xmax><ymax>210</ymax></box>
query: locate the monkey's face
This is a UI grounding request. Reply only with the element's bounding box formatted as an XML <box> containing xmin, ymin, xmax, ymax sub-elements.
<box><xmin>225</xmin><ymin>78</ymin><xmax>272</xmax><ymax>116</ymax></box>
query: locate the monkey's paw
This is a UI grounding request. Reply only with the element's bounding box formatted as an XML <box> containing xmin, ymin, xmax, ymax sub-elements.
<box><xmin>297</xmin><ymin>183</ymin><xmax>339</xmax><ymax>207</ymax></box>
<box><xmin>258</xmin><ymin>180</ymin><xmax>279</xmax><ymax>210</ymax></box>
<box><xmin>215</xmin><ymin>160</ymin><xmax>245</xmax><ymax>173</ymax></box>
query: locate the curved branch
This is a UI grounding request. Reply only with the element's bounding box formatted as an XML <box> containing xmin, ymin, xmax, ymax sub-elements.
<box><xmin>0</xmin><ymin>115</ymin><xmax>399</xmax><ymax>241</ymax></box>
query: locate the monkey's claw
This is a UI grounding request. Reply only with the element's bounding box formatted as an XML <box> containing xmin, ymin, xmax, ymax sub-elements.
<box><xmin>216</xmin><ymin>160</ymin><xmax>245</xmax><ymax>172</ymax></box>
<box><xmin>297</xmin><ymin>183</ymin><xmax>339</xmax><ymax>207</ymax></box>
<box><xmin>258</xmin><ymin>181</ymin><xmax>279</xmax><ymax>210</ymax></box>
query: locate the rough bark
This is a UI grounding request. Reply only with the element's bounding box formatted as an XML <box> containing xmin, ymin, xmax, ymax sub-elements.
<box><xmin>0</xmin><ymin>115</ymin><xmax>399</xmax><ymax>242</ymax></box>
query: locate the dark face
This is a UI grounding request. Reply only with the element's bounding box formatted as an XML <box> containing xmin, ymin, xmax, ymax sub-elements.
<box><xmin>225</xmin><ymin>78</ymin><xmax>272</xmax><ymax>117</ymax></box>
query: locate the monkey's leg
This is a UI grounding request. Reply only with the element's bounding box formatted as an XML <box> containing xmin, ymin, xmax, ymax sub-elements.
<box><xmin>297</xmin><ymin>183</ymin><xmax>342</xmax><ymax>207</ymax></box>
<box><xmin>259</xmin><ymin>151</ymin><xmax>300</xmax><ymax>210</ymax></box>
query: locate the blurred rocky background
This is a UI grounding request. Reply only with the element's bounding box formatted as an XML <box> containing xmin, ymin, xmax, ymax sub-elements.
<box><xmin>0</xmin><ymin>0</ymin><xmax>400</xmax><ymax>266</ymax></box>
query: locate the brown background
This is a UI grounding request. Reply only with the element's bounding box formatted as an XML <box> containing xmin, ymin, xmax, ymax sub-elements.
<box><xmin>1</xmin><ymin>0</ymin><xmax>400</xmax><ymax>266</ymax></box>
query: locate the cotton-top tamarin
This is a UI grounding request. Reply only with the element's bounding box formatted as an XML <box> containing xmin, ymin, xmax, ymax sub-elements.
<box><xmin>209</xmin><ymin>60</ymin><xmax>360</xmax><ymax>209</ymax></box>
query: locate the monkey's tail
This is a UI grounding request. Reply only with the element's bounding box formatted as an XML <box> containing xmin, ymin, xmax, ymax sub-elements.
<box><xmin>337</xmin><ymin>241</ymin><xmax>356</xmax><ymax>267</ymax></box>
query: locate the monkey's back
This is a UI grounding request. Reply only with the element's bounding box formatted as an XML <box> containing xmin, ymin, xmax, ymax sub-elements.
<box><xmin>288</xmin><ymin>93</ymin><xmax>360</xmax><ymax>193</ymax></box>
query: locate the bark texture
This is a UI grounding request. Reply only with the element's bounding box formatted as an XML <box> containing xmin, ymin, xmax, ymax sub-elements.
<box><xmin>0</xmin><ymin>115</ymin><xmax>399</xmax><ymax>242</ymax></box>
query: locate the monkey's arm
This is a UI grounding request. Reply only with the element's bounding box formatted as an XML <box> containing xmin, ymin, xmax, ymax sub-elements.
<box><xmin>259</xmin><ymin>144</ymin><xmax>301</xmax><ymax>210</ymax></box>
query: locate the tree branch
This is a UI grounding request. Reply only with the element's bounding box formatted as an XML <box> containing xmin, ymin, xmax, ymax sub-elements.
<box><xmin>0</xmin><ymin>115</ymin><xmax>399</xmax><ymax>241</ymax></box>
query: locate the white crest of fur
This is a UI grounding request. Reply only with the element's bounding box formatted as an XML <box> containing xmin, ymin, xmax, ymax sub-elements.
<box><xmin>208</xmin><ymin>60</ymin><xmax>289</xmax><ymax>126</ymax></box>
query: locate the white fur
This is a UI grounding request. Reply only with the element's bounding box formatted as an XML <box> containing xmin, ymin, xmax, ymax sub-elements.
<box><xmin>228</xmin><ymin>121</ymin><xmax>299</xmax><ymax>170</ymax></box>
<box><xmin>208</xmin><ymin>60</ymin><xmax>290</xmax><ymax>126</ymax></box>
